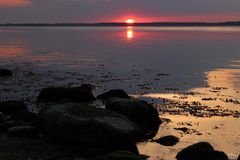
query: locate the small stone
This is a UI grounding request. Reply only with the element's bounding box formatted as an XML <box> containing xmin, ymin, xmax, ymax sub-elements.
<box><xmin>0</xmin><ymin>69</ymin><xmax>12</xmax><ymax>77</ymax></box>
<box><xmin>155</xmin><ymin>135</ymin><xmax>179</xmax><ymax>146</ymax></box>
<box><xmin>174</xmin><ymin>127</ymin><xmax>189</xmax><ymax>133</ymax></box>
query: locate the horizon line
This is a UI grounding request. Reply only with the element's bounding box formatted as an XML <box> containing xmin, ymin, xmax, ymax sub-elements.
<box><xmin>1</xmin><ymin>21</ymin><xmax>240</xmax><ymax>27</ymax></box>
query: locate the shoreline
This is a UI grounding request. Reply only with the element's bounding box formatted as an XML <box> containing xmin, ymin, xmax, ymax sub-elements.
<box><xmin>0</xmin><ymin>64</ymin><xmax>240</xmax><ymax>160</ymax></box>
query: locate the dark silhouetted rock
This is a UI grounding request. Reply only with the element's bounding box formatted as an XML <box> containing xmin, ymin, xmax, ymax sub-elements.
<box><xmin>0</xmin><ymin>120</ymin><xmax>27</xmax><ymax>130</ymax></box>
<box><xmin>80</xmin><ymin>83</ymin><xmax>96</xmax><ymax>91</ymax></box>
<box><xmin>105</xmin><ymin>98</ymin><xmax>161</xmax><ymax>137</ymax></box>
<box><xmin>0</xmin><ymin>101</ymin><xmax>27</xmax><ymax>115</ymax></box>
<box><xmin>40</xmin><ymin>103</ymin><xmax>141</xmax><ymax>146</ymax></box>
<box><xmin>38</xmin><ymin>87</ymin><xmax>96</xmax><ymax>103</ymax></box>
<box><xmin>155</xmin><ymin>135</ymin><xmax>179</xmax><ymax>146</ymax></box>
<box><xmin>97</xmin><ymin>89</ymin><xmax>131</xmax><ymax>101</ymax></box>
<box><xmin>10</xmin><ymin>111</ymin><xmax>36</xmax><ymax>122</ymax></box>
<box><xmin>238</xmin><ymin>155</ymin><xmax>240</xmax><ymax>160</ymax></box>
<box><xmin>8</xmin><ymin>126</ymin><xmax>39</xmax><ymax>138</ymax></box>
<box><xmin>0</xmin><ymin>101</ymin><xmax>36</xmax><ymax>122</ymax></box>
<box><xmin>176</xmin><ymin>142</ymin><xmax>228</xmax><ymax>160</ymax></box>
<box><xmin>105</xmin><ymin>151</ymin><xmax>147</xmax><ymax>160</ymax></box>
<box><xmin>0</xmin><ymin>69</ymin><xmax>12</xmax><ymax>77</ymax></box>
<box><xmin>174</xmin><ymin>127</ymin><xmax>190</xmax><ymax>133</ymax></box>
<box><xmin>0</xmin><ymin>113</ymin><xmax>9</xmax><ymax>123</ymax></box>
<box><xmin>0</xmin><ymin>153</ymin><xmax>26</xmax><ymax>160</ymax></box>
<box><xmin>209</xmin><ymin>151</ymin><xmax>228</xmax><ymax>160</ymax></box>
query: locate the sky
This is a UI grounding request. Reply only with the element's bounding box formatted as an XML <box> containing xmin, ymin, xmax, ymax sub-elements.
<box><xmin>0</xmin><ymin>0</ymin><xmax>240</xmax><ymax>23</ymax></box>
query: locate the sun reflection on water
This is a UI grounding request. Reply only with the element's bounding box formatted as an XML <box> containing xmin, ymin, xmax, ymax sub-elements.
<box><xmin>142</xmin><ymin>67</ymin><xmax>240</xmax><ymax>110</ymax></box>
<box><xmin>127</xmin><ymin>26</ymin><xmax>134</xmax><ymax>40</ymax></box>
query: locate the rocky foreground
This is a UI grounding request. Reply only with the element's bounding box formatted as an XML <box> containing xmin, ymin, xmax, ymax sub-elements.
<box><xmin>0</xmin><ymin>69</ymin><xmax>236</xmax><ymax>160</ymax></box>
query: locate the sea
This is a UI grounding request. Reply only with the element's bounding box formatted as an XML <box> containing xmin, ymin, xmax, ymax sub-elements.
<box><xmin>0</xmin><ymin>26</ymin><xmax>240</xmax><ymax>160</ymax></box>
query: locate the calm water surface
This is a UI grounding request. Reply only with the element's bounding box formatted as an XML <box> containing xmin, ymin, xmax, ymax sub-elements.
<box><xmin>0</xmin><ymin>26</ymin><xmax>240</xmax><ymax>159</ymax></box>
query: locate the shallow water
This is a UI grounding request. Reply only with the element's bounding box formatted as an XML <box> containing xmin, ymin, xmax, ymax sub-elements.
<box><xmin>0</xmin><ymin>26</ymin><xmax>240</xmax><ymax>159</ymax></box>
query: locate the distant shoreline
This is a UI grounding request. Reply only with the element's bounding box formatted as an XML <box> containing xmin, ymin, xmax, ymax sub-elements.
<box><xmin>1</xmin><ymin>21</ymin><xmax>240</xmax><ymax>27</ymax></box>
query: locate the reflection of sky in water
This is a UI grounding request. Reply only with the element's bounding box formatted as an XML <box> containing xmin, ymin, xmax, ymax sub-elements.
<box><xmin>1</xmin><ymin>26</ymin><xmax>240</xmax><ymax>105</ymax></box>
<box><xmin>1</xmin><ymin>27</ymin><xmax>240</xmax><ymax>160</ymax></box>
<box><xmin>0</xmin><ymin>27</ymin><xmax>240</xmax><ymax>88</ymax></box>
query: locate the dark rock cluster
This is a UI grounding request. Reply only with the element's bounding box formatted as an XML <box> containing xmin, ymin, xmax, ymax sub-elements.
<box><xmin>0</xmin><ymin>84</ymin><xmax>232</xmax><ymax>159</ymax></box>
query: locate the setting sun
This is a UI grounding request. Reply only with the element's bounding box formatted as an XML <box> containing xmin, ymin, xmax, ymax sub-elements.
<box><xmin>126</xmin><ymin>19</ymin><xmax>135</xmax><ymax>24</ymax></box>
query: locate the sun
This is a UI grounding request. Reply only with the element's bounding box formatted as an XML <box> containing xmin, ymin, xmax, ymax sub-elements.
<box><xmin>126</xmin><ymin>19</ymin><xmax>135</xmax><ymax>24</ymax></box>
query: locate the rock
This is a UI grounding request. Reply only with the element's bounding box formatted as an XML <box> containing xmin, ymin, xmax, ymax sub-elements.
<box><xmin>70</xmin><ymin>144</ymin><xmax>139</xmax><ymax>159</ymax></box>
<box><xmin>97</xmin><ymin>89</ymin><xmax>131</xmax><ymax>101</ymax></box>
<box><xmin>0</xmin><ymin>113</ymin><xmax>9</xmax><ymax>123</ymax></box>
<box><xmin>0</xmin><ymin>69</ymin><xmax>12</xmax><ymax>77</ymax></box>
<box><xmin>103</xmin><ymin>151</ymin><xmax>147</xmax><ymax>160</ymax></box>
<box><xmin>0</xmin><ymin>120</ymin><xmax>27</xmax><ymax>130</ymax></box>
<box><xmin>105</xmin><ymin>98</ymin><xmax>161</xmax><ymax>137</ymax></box>
<box><xmin>209</xmin><ymin>151</ymin><xmax>229</xmax><ymax>160</ymax></box>
<box><xmin>8</xmin><ymin>126</ymin><xmax>39</xmax><ymax>138</ymax></box>
<box><xmin>0</xmin><ymin>153</ymin><xmax>26</xmax><ymax>160</ymax></box>
<box><xmin>176</xmin><ymin>142</ymin><xmax>228</xmax><ymax>160</ymax></box>
<box><xmin>0</xmin><ymin>101</ymin><xmax>35</xmax><ymax>122</ymax></box>
<box><xmin>155</xmin><ymin>135</ymin><xmax>179</xmax><ymax>146</ymax></box>
<box><xmin>38</xmin><ymin>87</ymin><xmax>96</xmax><ymax>103</ymax></box>
<box><xmin>0</xmin><ymin>101</ymin><xmax>27</xmax><ymax>115</ymax></box>
<box><xmin>174</xmin><ymin>127</ymin><xmax>190</xmax><ymax>133</ymax></box>
<box><xmin>10</xmin><ymin>111</ymin><xmax>36</xmax><ymax>122</ymax></box>
<box><xmin>40</xmin><ymin>103</ymin><xmax>141</xmax><ymax>146</ymax></box>
<box><xmin>80</xmin><ymin>84</ymin><xmax>96</xmax><ymax>92</ymax></box>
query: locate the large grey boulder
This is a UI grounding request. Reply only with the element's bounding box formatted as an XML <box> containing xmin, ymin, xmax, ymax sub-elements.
<box><xmin>40</xmin><ymin>103</ymin><xmax>141</xmax><ymax>146</ymax></box>
<box><xmin>106</xmin><ymin>98</ymin><xmax>161</xmax><ymax>137</ymax></box>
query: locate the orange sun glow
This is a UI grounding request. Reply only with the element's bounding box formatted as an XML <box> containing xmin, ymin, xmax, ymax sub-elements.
<box><xmin>126</xmin><ymin>19</ymin><xmax>135</xmax><ymax>24</ymax></box>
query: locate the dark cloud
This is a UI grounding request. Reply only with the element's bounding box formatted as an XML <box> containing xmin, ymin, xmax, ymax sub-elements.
<box><xmin>0</xmin><ymin>0</ymin><xmax>239</xmax><ymax>23</ymax></box>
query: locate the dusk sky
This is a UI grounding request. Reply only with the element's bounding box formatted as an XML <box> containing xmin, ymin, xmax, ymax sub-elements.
<box><xmin>0</xmin><ymin>0</ymin><xmax>240</xmax><ymax>23</ymax></box>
